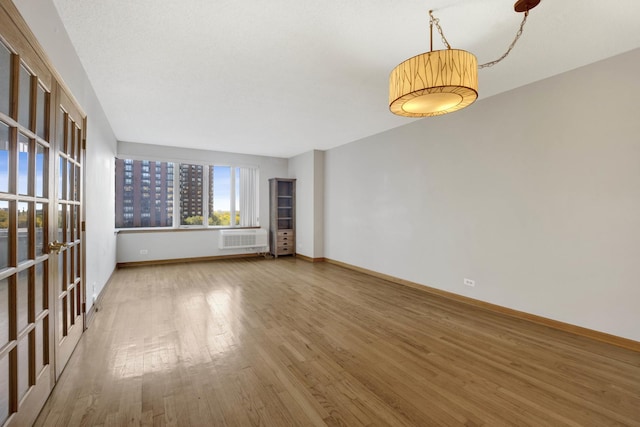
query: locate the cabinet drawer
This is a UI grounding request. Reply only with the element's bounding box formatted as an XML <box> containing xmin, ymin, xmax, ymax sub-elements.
<box><xmin>276</xmin><ymin>245</ymin><xmax>293</xmax><ymax>254</ymax></box>
<box><xmin>277</xmin><ymin>230</ymin><xmax>293</xmax><ymax>237</ymax></box>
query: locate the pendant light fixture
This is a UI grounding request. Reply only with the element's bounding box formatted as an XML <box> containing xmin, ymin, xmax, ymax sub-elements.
<box><xmin>389</xmin><ymin>0</ymin><xmax>540</xmax><ymax>117</ymax></box>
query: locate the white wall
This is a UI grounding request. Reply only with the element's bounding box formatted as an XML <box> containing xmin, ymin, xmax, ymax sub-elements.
<box><xmin>15</xmin><ymin>0</ymin><xmax>118</xmax><ymax>307</ymax></box>
<box><xmin>116</xmin><ymin>142</ymin><xmax>287</xmax><ymax>263</ymax></box>
<box><xmin>324</xmin><ymin>49</ymin><xmax>640</xmax><ymax>341</ymax></box>
<box><xmin>288</xmin><ymin>150</ymin><xmax>324</xmax><ymax>258</ymax></box>
<box><xmin>288</xmin><ymin>151</ymin><xmax>313</xmax><ymax>257</ymax></box>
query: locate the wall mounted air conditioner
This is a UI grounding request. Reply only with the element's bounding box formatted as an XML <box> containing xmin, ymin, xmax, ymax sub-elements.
<box><xmin>219</xmin><ymin>228</ymin><xmax>268</xmax><ymax>250</ymax></box>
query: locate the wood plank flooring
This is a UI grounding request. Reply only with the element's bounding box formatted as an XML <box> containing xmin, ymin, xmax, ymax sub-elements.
<box><xmin>34</xmin><ymin>258</ymin><xmax>640</xmax><ymax>426</ymax></box>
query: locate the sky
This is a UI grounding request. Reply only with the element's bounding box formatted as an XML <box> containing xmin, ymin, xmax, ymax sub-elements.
<box><xmin>0</xmin><ymin>147</ymin><xmax>45</xmax><ymax>196</ymax></box>
<box><xmin>212</xmin><ymin>166</ymin><xmax>239</xmax><ymax>211</ymax></box>
<box><xmin>0</xmin><ymin>117</ymin><xmax>45</xmax><ymax>197</ymax></box>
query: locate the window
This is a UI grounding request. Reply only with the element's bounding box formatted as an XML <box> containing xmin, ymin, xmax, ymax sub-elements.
<box><xmin>115</xmin><ymin>159</ymin><xmax>173</xmax><ymax>228</ymax></box>
<box><xmin>179</xmin><ymin>164</ymin><xmax>204</xmax><ymax>225</ymax></box>
<box><xmin>207</xmin><ymin>166</ymin><xmax>259</xmax><ymax>227</ymax></box>
<box><xmin>210</xmin><ymin>165</ymin><xmax>233</xmax><ymax>226</ymax></box>
<box><xmin>115</xmin><ymin>158</ymin><xmax>259</xmax><ymax>229</ymax></box>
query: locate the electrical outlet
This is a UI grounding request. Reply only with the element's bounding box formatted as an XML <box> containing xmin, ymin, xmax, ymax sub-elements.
<box><xmin>140</xmin><ymin>249</ymin><xmax>148</xmax><ymax>255</ymax></box>
<box><xmin>464</xmin><ymin>278</ymin><xmax>475</xmax><ymax>287</ymax></box>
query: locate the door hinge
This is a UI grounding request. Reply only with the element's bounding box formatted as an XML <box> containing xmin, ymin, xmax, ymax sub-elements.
<box><xmin>81</xmin><ymin>221</ymin><xmax>86</xmax><ymax>232</ymax></box>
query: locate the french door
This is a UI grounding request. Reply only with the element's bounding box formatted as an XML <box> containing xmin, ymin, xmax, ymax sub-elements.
<box><xmin>53</xmin><ymin>87</ymin><xmax>84</xmax><ymax>381</ymax></box>
<box><xmin>0</xmin><ymin>1</ymin><xmax>86</xmax><ymax>425</ymax></box>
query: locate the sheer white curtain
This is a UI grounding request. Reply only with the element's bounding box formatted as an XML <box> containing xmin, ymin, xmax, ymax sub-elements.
<box><xmin>238</xmin><ymin>167</ymin><xmax>259</xmax><ymax>227</ymax></box>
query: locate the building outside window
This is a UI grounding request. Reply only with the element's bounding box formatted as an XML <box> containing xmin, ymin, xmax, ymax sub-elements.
<box><xmin>179</xmin><ymin>163</ymin><xmax>204</xmax><ymax>225</ymax></box>
<box><xmin>115</xmin><ymin>159</ymin><xmax>173</xmax><ymax>228</ymax></box>
<box><xmin>115</xmin><ymin>158</ymin><xmax>259</xmax><ymax>229</ymax></box>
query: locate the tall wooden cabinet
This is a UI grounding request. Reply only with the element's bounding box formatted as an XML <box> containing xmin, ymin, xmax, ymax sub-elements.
<box><xmin>269</xmin><ymin>178</ymin><xmax>296</xmax><ymax>257</ymax></box>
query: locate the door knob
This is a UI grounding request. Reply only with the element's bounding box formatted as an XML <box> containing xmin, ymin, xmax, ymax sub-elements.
<box><xmin>48</xmin><ymin>240</ymin><xmax>67</xmax><ymax>254</ymax></box>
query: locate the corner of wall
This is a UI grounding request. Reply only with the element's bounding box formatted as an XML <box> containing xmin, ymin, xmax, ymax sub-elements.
<box><xmin>313</xmin><ymin>150</ymin><xmax>325</xmax><ymax>258</ymax></box>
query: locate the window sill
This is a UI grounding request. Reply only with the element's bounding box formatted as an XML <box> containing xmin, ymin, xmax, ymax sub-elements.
<box><xmin>116</xmin><ymin>226</ymin><xmax>261</xmax><ymax>234</ymax></box>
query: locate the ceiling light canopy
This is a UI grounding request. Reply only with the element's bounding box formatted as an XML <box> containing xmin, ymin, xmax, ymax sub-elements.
<box><xmin>389</xmin><ymin>0</ymin><xmax>540</xmax><ymax>118</ymax></box>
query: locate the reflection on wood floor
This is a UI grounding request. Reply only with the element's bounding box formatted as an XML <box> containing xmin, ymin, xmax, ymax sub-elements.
<box><xmin>35</xmin><ymin>258</ymin><xmax>640</xmax><ymax>426</ymax></box>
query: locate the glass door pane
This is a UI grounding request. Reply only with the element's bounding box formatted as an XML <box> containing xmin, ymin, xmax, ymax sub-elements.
<box><xmin>17</xmin><ymin>134</ymin><xmax>30</xmax><ymax>195</ymax></box>
<box><xmin>36</xmin><ymin>84</ymin><xmax>47</xmax><ymax>139</ymax></box>
<box><xmin>0</xmin><ymin>356</ymin><xmax>8</xmax><ymax>424</ymax></box>
<box><xmin>17</xmin><ymin>201</ymin><xmax>30</xmax><ymax>263</ymax></box>
<box><xmin>35</xmin><ymin>143</ymin><xmax>46</xmax><ymax>197</ymax></box>
<box><xmin>0</xmin><ymin>278</ymin><xmax>7</xmax><ymax>347</ymax></box>
<box><xmin>0</xmin><ymin>123</ymin><xmax>8</xmax><ymax>193</ymax></box>
<box><xmin>0</xmin><ymin>42</ymin><xmax>10</xmax><ymax>116</ymax></box>
<box><xmin>17</xmin><ymin>65</ymin><xmax>32</xmax><ymax>128</ymax></box>
<box><xmin>0</xmin><ymin>201</ymin><xmax>8</xmax><ymax>270</ymax></box>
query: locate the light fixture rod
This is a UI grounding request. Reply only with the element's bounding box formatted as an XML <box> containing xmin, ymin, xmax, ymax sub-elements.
<box><xmin>429</xmin><ymin>10</ymin><xmax>433</xmax><ymax>52</ymax></box>
<box><xmin>429</xmin><ymin>10</ymin><xmax>452</xmax><ymax>50</ymax></box>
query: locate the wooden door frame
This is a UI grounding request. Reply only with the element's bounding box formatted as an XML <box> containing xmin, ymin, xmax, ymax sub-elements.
<box><xmin>80</xmin><ymin>117</ymin><xmax>86</xmax><ymax>331</ymax></box>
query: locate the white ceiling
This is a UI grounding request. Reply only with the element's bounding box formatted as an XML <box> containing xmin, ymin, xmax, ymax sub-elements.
<box><xmin>52</xmin><ymin>0</ymin><xmax>640</xmax><ymax>158</ymax></box>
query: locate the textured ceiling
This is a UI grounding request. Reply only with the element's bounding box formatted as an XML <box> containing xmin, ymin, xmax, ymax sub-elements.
<box><xmin>51</xmin><ymin>0</ymin><xmax>640</xmax><ymax>158</ymax></box>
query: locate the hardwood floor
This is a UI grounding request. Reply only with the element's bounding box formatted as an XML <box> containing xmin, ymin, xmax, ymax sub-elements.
<box><xmin>35</xmin><ymin>258</ymin><xmax>640</xmax><ymax>426</ymax></box>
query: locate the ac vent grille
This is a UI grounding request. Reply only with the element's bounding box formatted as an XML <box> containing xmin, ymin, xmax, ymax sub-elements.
<box><xmin>219</xmin><ymin>229</ymin><xmax>268</xmax><ymax>249</ymax></box>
